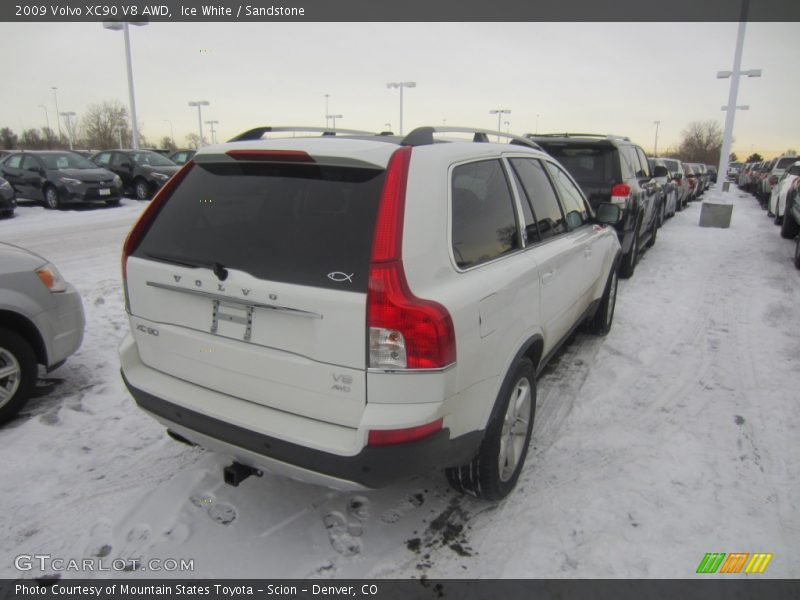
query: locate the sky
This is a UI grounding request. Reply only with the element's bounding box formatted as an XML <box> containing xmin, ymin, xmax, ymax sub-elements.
<box><xmin>0</xmin><ymin>21</ymin><xmax>798</xmax><ymax>159</ymax></box>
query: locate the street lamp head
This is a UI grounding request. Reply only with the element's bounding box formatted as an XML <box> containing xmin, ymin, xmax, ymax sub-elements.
<box><xmin>745</xmin><ymin>69</ymin><xmax>762</xmax><ymax>77</ymax></box>
<box><xmin>489</xmin><ymin>109</ymin><xmax>510</xmax><ymax>115</ymax></box>
<box><xmin>387</xmin><ymin>81</ymin><xmax>416</xmax><ymax>89</ymax></box>
<box><xmin>329</xmin><ymin>114</ymin><xmax>343</xmax><ymax>119</ymax></box>
<box><xmin>189</xmin><ymin>100</ymin><xmax>210</xmax><ymax>107</ymax></box>
<box><xmin>716</xmin><ymin>70</ymin><xmax>732</xmax><ymax>79</ymax></box>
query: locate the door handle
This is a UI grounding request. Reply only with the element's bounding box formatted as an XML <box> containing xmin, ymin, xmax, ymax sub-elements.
<box><xmin>583</xmin><ymin>247</ymin><xmax>592</xmax><ymax>259</ymax></box>
<box><xmin>541</xmin><ymin>270</ymin><xmax>556</xmax><ymax>284</ymax></box>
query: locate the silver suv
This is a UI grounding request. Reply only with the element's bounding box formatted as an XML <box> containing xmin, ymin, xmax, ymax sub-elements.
<box><xmin>119</xmin><ymin>126</ymin><xmax>622</xmax><ymax>499</ymax></box>
<box><xmin>0</xmin><ymin>243</ymin><xmax>85</xmax><ymax>423</ymax></box>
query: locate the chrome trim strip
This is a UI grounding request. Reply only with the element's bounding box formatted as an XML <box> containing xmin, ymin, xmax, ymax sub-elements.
<box><xmin>146</xmin><ymin>281</ymin><xmax>323</xmax><ymax>319</ymax></box>
<box><xmin>367</xmin><ymin>363</ymin><xmax>456</xmax><ymax>374</ymax></box>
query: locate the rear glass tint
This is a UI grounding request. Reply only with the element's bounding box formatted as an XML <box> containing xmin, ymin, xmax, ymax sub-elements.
<box><xmin>539</xmin><ymin>145</ymin><xmax>617</xmax><ymax>185</ymax></box>
<box><xmin>133</xmin><ymin>162</ymin><xmax>385</xmax><ymax>292</ymax></box>
<box><xmin>776</xmin><ymin>157</ymin><xmax>798</xmax><ymax>169</ymax></box>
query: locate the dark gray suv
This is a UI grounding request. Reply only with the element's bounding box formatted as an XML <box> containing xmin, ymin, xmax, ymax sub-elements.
<box><xmin>526</xmin><ymin>133</ymin><xmax>661</xmax><ymax>278</ymax></box>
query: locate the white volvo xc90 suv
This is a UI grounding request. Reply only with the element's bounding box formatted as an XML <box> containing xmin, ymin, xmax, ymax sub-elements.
<box><xmin>119</xmin><ymin>126</ymin><xmax>621</xmax><ymax>500</ymax></box>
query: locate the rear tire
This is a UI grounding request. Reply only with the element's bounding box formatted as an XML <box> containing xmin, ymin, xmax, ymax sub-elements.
<box><xmin>780</xmin><ymin>194</ymin><xmax>799</xmax><ymax>239</ymax></box>
<box><xmin>619</xmin><ymin>223</ymin><xmax>639</xmax><ymax>279</ymax></box>
<box><xmin>0</xmin><ymin>328</ymin><xmax>38</xmax><ymax>424</ymax></box>
<box><xmin>795</xmin><ymin>237</ymin><xmax>800</xmax><ymax>270</ymax></box>
<box><xmin>588</xmin><ymin>267</ymin><xmax>618</xmax><ymax>336</ymax></box>
<box><xmin>446</xmin><ymin>358</ymin><xmax>535</xmax><ymax>501</ymax></box>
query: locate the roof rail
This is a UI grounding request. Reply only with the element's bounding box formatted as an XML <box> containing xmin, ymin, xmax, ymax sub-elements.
<box><xmin>228</xmin><ymin>126</ymin><xmax>379</xmax><ymax>142</ymax></box>
<box><xmin>526</xmin><ymin>132</ymin><xmax>631</xmax><ymax>142</ymax></box>
<box><xmin>401</xmin><ymin>126</ymin><xmax>541</xmax><ymax>150</ymax></box>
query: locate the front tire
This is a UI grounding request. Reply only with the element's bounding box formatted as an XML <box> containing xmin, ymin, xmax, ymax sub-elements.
<box><xmin>780</xmin><ymin>193</ymin><xmax>799</xmax><ymax>239</ymax></box>
<box><xmin>0</xmin><ymin>328</ymin><xmax>38</xmax><ymax>424</ymax></box>
<box><xmin>134</xmin><ymin>179</ymin><xmax>151</xmax><ymax>200</ymax></box>
<box><xmin>446</xmin><ymin>358</ymin><xmax>536</xmax><ymax>501</ymax></box>
<box><xmin>44</xmin><ymin>186</ymin><xmax>61</xmax><ymax>210</ymax></box>
<box><xmin>795</xmin><ymin>237</ymin><xmax>800</xmax><ymax>270</ymax></box>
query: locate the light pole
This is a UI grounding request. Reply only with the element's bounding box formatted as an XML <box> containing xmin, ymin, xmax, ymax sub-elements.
<box><xmin>60</xmin><ymin>111</ymin><xmax>76</xmax><ymax>150</ymax></box>
<box><xmin>38</xmin><ymin>105</ymin><xmax>50</xmax><ymax>131</ymax></box>
<box><xmin>113</xmin><ymin>125</ymin><xmax>124</xmax><ymax>149</ymax></box>
<box><xmin>163</xmin><ymin>119</ymin><xmax>174</xmax><ymax>148</ymax></box>
<box><xmin>716</xmin><ymin>0</ymin><xmax>761</xmax><ymax>190</ymax></box>
<box><xmin>535</xmin><ymin>114</ymin><xmax>539</xmax><ymax>135</ymax></box>
<box><xmin>188</xmin><ymin>100</ymin><xmax>210</xmax><ymax>146</ymax></box>
<box><xmin>324</xmin><ymin>93</ymin><xmax>330</xmax><ymax>128</ymax></box>
<box><xmin>504</xmin><ymin>120</ymin><xmax>510</xmax><ymax>133</ymax></box>
<box><xmin>489</xmin><ymin>109</ymin><xmax>510</xmax><ymax>141</ymax></box>
<box><xmin>653</xmin><ymin>120</ymin><xmax>660</xmax><ymax>156</ymax></box>
<box><xmin>386</xmin><ymin>81</ymin><xmax>416</xmax><ymax>135</ymax></box>
<box><xmin>329</xmin><ymin>114</ymin><xmax>342</xmax><ymax>129</ymax></box>
<box><xmin>51</xmin><ymin>87</ymin><xmax>62</xmax><ymax>141</ymax></box>
<box><xmin>103</xmin><ymin>20</ymin><xmax>148</xmax><ymax>149</ymax></box>
<box><xmin>205</xmin><ymin>120</ymin><xmax>219</xmax><ymax>144</ymax></box>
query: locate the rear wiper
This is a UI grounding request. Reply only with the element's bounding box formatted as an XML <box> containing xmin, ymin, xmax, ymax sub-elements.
<box><xmin>144</xmin><ymin>252</ymin><xmax>228</xmax><ymax>280</ymax></box>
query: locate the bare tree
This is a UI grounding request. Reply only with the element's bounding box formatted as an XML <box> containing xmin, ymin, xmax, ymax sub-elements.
<box><xmin>0</xmin><ymin>127</ymin><xmax>18</xmax><ymax>150</ymax></box>
<box><xmin>20</xmin><ymin>129</ymin><xmax>46</xmax><ymax>149</ymax></box>
<box><xmin>746</xmin><ymin>152</ymin><xmax>763</xmax><ymax>162</ymax></box>
<box><xmin>678</xmin><ymin>120</ymin><xmax>724</xmax><ymax>164</ymax></box>
<box><xmin>82</xmin><ymin>101</ymin><xmax>131</xmax><ymax>150</ymax></box>
<box><xmin>185</xmin><ymin>133</ymin><xmax>206</xmax><ymax>149</ymax></box>
<box><xmin>159</xmin><ymin>136</ymin><xmax>176</xmax><ymax>152</ymax></box>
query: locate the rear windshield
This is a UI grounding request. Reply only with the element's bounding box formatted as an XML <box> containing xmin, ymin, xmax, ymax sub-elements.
<box><xmin>537</xmin><ymin>144</ymin><xmax>617</xmax><ymax>186</ymax></box>
<box><xmin>133</xmin><ymin>161</ymin><xmax>386</xmax><ymax>292</ymax></box>
<box><xmin>776</xmin><ymin>157</ymin><xmax>798</xmax><ymax>169</ymax></box>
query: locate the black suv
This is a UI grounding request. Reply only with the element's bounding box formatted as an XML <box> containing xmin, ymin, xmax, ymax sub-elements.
<box><xmin>91</xmin><ymin>149</ymin><xmax>178</xmax><ymax>200</ymax></box>
<box><xmin>526</xmin><ymin>134</ymin><xmax>661</xmax><ymax>278</ymax></box>
<box><xmin>0</xmin><ymin>151</ymin><xmax>122</xmax><ymax>209</ymax></box>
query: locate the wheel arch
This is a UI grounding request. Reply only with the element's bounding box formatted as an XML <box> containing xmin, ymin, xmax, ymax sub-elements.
<box><xmin>0</xmin><ymin>310</ymin><xmax>47</xmax><ymax>366</ymax></box>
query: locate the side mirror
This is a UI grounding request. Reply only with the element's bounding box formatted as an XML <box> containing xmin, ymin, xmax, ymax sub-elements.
<box><xmin>595</xmin><ymin>203</ymin><xmax>622</xmax><ymax>226</ymax></box>
<box><xmin>654</xmin><ymin>166</ymin><xmax>668</xmax><ymax>178</ymax></box>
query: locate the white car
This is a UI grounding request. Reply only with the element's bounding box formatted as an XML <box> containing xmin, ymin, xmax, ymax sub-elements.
<box><xmin>119</xmin><ymin>126</ymin><xmax>622</xmax><ymax>500</ymax></box>
<box><xmin>0</xmin><ymin>243</ymin><xmax>85</xmax><ymax>423</ymax></box>
<box><xmin>768</xmin><ymin>160</ymin><xmax>800</xmax><ymax>224</ymax></box>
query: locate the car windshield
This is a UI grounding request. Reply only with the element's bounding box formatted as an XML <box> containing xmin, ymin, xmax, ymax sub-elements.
<box><xmin>130</xmin><ymin>151</ymin><xmax>176</xmax><ymax>167</ymax></box>
<box><xmin>538</xmin><ymin>145</ymin><xmax>616</xmax><ymax>185</ymax></box>
<box><xmin>663</xmin><ymin>159</ymin><xmax>680</xmax><ymax>171</ymax></box>
<box><xmin>39</xmin><ymin>152</ymin><xmax>97</xmax><ymax>170</ymax></box>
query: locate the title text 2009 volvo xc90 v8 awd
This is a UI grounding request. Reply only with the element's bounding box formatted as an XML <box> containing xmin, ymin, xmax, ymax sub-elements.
<box><xmin>120</xmin><ymin>126</ymin><xmax>622</xmax><ymax>499</ymax></box>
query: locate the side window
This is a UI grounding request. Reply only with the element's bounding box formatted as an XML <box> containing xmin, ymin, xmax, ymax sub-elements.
<box><xmin>94</xmin><ymin>152</ymin><xmax>111</xmax><ymax>165</ymax></box>
<box><xmin>111</xmin><ymin>153</ymin><xmax>128</xmax><ymax>167</ymax></box>
<box><xmin>21</xmin><ymin>156</ymin><xmax>39</xmax><ymax>170</ymax></box>
<box><xmin>5</xmin><ymin>155</ymin><xmax>23</xmax><ymax>169</ymax></box>
<box><xmin>636</xmin><ymin>147</ymin><xmax>651</xmax><ymax>178</ymax></box>
<box><xmin>618</xmin><ymin>146</ymin><xmax>637</xmax><ymax>180</ymax></box>
<box><xmin>451</xmin><ymin>159</ymin><xmax>519</xmax><ymax>269</ymax></box>
<box><xmin>545</xmin><ymin>162</ymin><xmax>589</xmax><ymax>229</ymax></box>
<box><xmin>509</xmin><ymin>158</ymin><xmax>566</xmax><ymax>241</ymax></box>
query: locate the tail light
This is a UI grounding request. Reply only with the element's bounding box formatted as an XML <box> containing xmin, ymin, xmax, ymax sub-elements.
<box><xmin>121</xmin><ymin>161</ymin><xmax>194</xmax><ymax>311</ymax></box>
<box><xmin>610</xmin><ymin>183</ymin><xmax>631</xmax><ymax>207</ymax></box>
<box><xmin>366</xmin><ymin>146</ymin><xmax>456</xmax><ymax>370</ymax></box>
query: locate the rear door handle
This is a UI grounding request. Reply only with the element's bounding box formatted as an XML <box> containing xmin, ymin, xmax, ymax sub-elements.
<box><xmin>541</xmin><ymin>270</ymin><xmax>556</xmax><ymax>284</ymax></box>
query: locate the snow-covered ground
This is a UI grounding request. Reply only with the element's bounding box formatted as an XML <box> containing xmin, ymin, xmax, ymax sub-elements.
<box><xmin>1</xmin><ymin>189</ymin><xmax>798</xmax><ymax>579</ymax></box>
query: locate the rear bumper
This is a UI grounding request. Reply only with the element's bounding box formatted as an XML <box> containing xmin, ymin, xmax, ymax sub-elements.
<box><xmin>119</xmin><ymin>335</ymin><xmax>481</xmax><ymax>489</ymax></box>
<box><xmin>123</xmin><ymin>376</ymin><xmax>481</xmax><ymax>489</ymax></box>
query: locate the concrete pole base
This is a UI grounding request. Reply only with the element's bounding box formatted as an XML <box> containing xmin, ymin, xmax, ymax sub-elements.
<box><xmin>699</xmin><ymin>201</ymin><xmax>734</xmax><ymax>228</ymax></box>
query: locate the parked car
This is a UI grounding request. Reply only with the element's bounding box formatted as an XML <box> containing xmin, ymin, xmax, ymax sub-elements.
<box><xmin>764</xmin><ymin>155</ymin><xmax>799</xmax><ymax>216</ymax></box>
<box><xmin>119</xmin><ymin>125</ymin><xmax>623</xmax><ymax>500</ymax></box>
<box><xmin>683</xmin><ymin>163</ymin><xmax>699</xmax><ymax>201</ymax></box>
<box><xmin>727</xmin><ymin>161</ymin><xmax>742</xmax><ymax>180</ymax></box>
<box><xmin>687</xmin><ymin>163</ymin><xmax>708</xmax><ymax>197</ymax></box>
<box><xmin>0</xmin><ymin>151</ymin><xmax>122</xmax><ymax>209</ymax></box>
<box><xmin>0</xmin><ymin>242</ymin><xmax>85</xmax><ymax>423</ymax></box>
<box><xmin>660</xmin><ymin>158</ymin><xmax>689</xmax><ymax>210</ymax></box>
<box><xmin>0</xmin><ymin>176</ymin><xmax>16</xmax><ymax>217</ymax></box>
<box><xmin>756</xmin><ymin>158</ymin><xmax>778</xmax><ymax>206</ymax></box>
<box><xmin>91</xmin><ymin>149</ymin><xmax>179</xmax><ymax>200</ymax></box>
<box><xmin>780</xmin><ymin>174</ymin><xmax>800</xmax><ymax>241</ymax></box>
<box><xmin>706</xmin><ymin>165</ymin><xmax>718</xmax><ymax>184</ymax></box>
<box><xmin>169</xmin><ymin>149</ymin><xmax>196</xmax><ymax>165</ymax></box>
<box><xmin>648</xmin><ymin>157</ymin><xmax>677</xmax><ymax>221</ymax></box>
<box><xmin>527</xmin><ymin>133</ymin><xmax>660</xmax><ymax>278</ymax></box>
<box><xmin>768</xmin><ymin>160</ymin><xmax>800</xmax><ymax>224</ymax></box>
